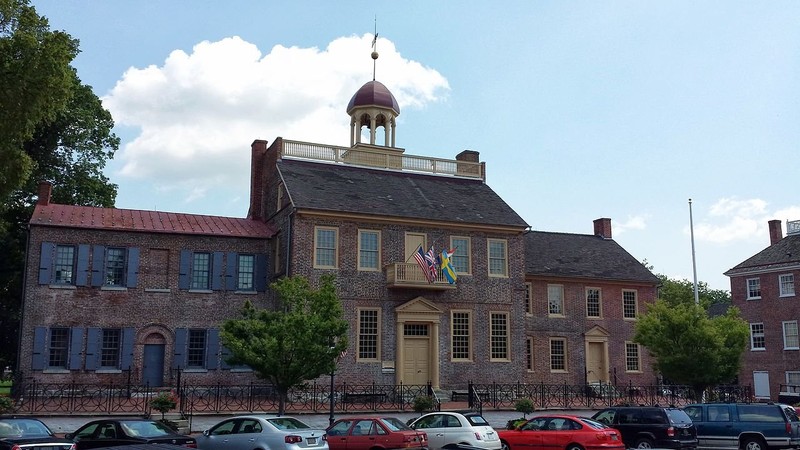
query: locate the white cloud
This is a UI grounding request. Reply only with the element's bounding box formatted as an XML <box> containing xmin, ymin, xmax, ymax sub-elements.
<box><xmin>614</xmin><ymin>214</ymin><xmax>648</xmax><ymax>235</ymax></box>
<box><xmin>102</xmin><ymin>34</ymin><xmax>450</xmax><ymax>204</ymax></box>
<box><xmin>689</xmin><ymin>197</ymin><xmax>800</xmax><ymax>244</ymax></box>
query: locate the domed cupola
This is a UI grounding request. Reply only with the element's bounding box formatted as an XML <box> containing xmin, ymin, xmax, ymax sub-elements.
<box><xmin>347</xmin><ymin>46</ymin><xmax>400</xmax><ymax>148</ymax></box>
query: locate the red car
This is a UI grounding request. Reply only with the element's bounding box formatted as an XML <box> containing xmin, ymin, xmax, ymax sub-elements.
<box><xmin>499</xmin><ymin>414</ymin><xmax>624</xmax><ymax>450</ymax></box>
<box><xmin>327</xmin><ymin>417</ymin><xmax>427</xmax><ymax>450</ymax></box>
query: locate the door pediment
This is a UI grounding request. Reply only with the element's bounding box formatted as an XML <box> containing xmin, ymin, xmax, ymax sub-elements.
<box><xmin>396</xmin><ymin>297</ymin><xmax>443</xmax><ymax>323</ymax></box>
<box><xmin>585</xmin><ymin>325</ymin><xmax>610</xmax><ymax>338</ymax></box>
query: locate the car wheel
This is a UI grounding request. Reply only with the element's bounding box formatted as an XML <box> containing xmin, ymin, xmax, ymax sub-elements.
<box><xmin>635</xmin><ymin>438</ymin><xmax>654</xmax><ymax>449</ymax></box>
<box><xmin>501</xmin><ymin>440</ymin><xmax>511</xmax><ymax>450</ymax></box>
<box><xmin>566</xmin><ymin>444</ymin><xmax>584</xmax><ymax>450</ymax></box>
<box><xmin>742</xmin><ymin>437</ymin><xmax>766</xmax><ymax>450</ymax></box>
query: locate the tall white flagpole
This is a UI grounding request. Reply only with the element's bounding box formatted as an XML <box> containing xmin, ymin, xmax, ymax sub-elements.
<box><xmin>689</xmin><ymin>198</ymin><xmax>700</xmax><ymax>304</ymax></box>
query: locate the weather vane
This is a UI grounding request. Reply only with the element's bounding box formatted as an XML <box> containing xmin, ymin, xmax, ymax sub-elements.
<box><xmin>371</xmin><ymin>16</ymin><xmax>378</xmax><ymax>81</ymax></box>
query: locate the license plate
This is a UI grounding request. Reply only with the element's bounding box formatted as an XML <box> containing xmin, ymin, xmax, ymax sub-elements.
<box><xmin>307</xmin><ymin>438</ymin><xmax>317</xmax><ymax>445</ymax></box>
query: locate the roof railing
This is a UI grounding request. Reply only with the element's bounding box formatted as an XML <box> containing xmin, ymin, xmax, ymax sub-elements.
<box><xmin>787</xmin><ymin>220</ymin><xmax>800</xmax><ymax>236</ymax></box>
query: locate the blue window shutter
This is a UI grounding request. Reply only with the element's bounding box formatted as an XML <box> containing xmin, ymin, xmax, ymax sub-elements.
<box><xmin>172</xmin><ymin>328</ymin><xmax>187</xmax><ymax>369</ymax></box>
<box><xmin>126</xmin><ymin>248</ymin><xmax>140</xmax><ymax>288</ymax></box>
<box><xmin>211</xmin><ymin>252</ymin><xmax>224</xmax><ymax>290</ymax></box>
<box><xmin>206</xmin><ymin>329</ymin><xmax>219</xmax><ymax>370</ymax></box>
<box><xmin>255</xmin><ymin>254</ymin><xmax>268</xmax><ymax>292</ymax></box>
<box><xmin>91</xmin><ymin>245</ymin><xmax>105</xmax><ymax>287</ymax></box>
<box><xmin>226</xmin><ymin>252</ymin><xmax>237</xmax><ymax>291</ymax></box>
<box><xmin>76</xmin><ymin>245</ymin><xmax>90</xmax><ymax>286</ymax></box>
<box><xmin>32</xmin><ymin>327</ymin><xmax>47</xmax><ymax>370</ymax></box>
<box><xmin>178</xmin><ymin>250</ymin><xmax>191</xmax><ymax>289</ymax></box>
<box><xmin>38</xmin><ymin>242</ymin><xmax>54</xmax><ymax>284</ymax></box>
<box><xmin>85</xmin><ymin>327</ymin><xmax>101</xmax><ymax>370</ymax></box>
<box><xmin>69</xmin><ymin>328</ymin><xmax>84</xmax><ymax>370</ymax></box>
<box><xmin>121</xmin><ymin>328</ymin><xmax>135</xmax><ymax>370</ymax></box>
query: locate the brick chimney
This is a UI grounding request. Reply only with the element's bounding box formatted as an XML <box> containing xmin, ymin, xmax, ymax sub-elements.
<box><xmin>594</xmin><ymin>218</ymin><xmax>612</xmax><ymax>239</ymax></box>
<box><xmin>456</xmin><ymin>150</ymin><xmax>479</xmax><ymax>162</ymax></box>
<box><xmin>247</xmin><ymin>140</ymin><xmax>268</xmax><ymax>221</ymax></box>
<box><xmin>455</xmin><ymin>150</ymin><xmax>486</xmax><ymax>181</ymax></box>
<box><xmin>768</xmin><ymin>219</ymin><xmax>783</xmax><ymax>245</ymax></box>
<box><xmin>37</xmin><ymin>181</ymin><xmax>52</xmax><ymax>206</ymax></box>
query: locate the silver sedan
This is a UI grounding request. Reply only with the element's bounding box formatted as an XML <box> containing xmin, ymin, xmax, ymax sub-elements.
<box><xmin>196</xmin><ymin>416</ymin><xmax>328</xmax><ymax>450</ymax></box>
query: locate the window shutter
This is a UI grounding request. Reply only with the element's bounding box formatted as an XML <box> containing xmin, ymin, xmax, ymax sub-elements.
<box><xmin>255</xmin><ymin>254</ymin><xmax>268</xmax><ymax>292</ymax></box>
<box><xmin>69</xmin><ymin>327</ymin><xmax>84</xmax><ymax>370</ymax></box>
<box><xmin>32</xmin><ymin>327</ymin><xmax>47</xmax><ymax>370</ymax></box>
<box><xmin>211</xmin><ymin>252</ymin><xmax>224</xmax><ymax>290</ymax></box>
<box><xmin>172</xmin><ymin>328</ymin><xmax>187</xmax><ymax>369</ymax></box>
<box><xmin>225</xmin><ymin>252</ymin><xmax>237</xmax><ymax>291</ymax></box>
<box><xmin>121</xmin><ymin>328</ymin><xmax>135</xmax><ymax>369</ymax></box>
<box><xmin>220</xmin><ymin>345</ymin><xmax>232</xmax><ymax>370</ymax></box>
<box><xmin>85</xmin><ymin>327</ymin><xmax>101</xmax><ymax>370</ymax></box>
<box><xmin>178</xmin><ymin>250</ymin><xmax>191</xmax><ymax>289</ymax></box>
<box><xmin>91</xmin><ymin>245</ymin><xmax>105</xmax><ymax>287</ymax></box>
<box><xmin>38</xmin><ymin>243</ymin><xmax>54</xmax><ymax>284</ymax></box>
<box><xmin>75</xmin><ymin>245</ymin><xmax>90</xmax><ymax>286</ymax></box>
<box><xmin>206</xmin><ymin>329</ymin><xmax>220</xmax><ymax>370</ymax></box>
<box><xmin>126</xmin><ymin>248</ymin><xmax>140</xmax><ymax>288</ymax></box>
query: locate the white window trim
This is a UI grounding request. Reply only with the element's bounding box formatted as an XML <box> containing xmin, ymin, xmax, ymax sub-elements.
<box><xmin>750</xmin><ymin>322</ymin><xmax>766</xmax><ymax>351</ymax></box>
<box><xmin>622</xmin><ymin>289</ymin><xmax>638</xmax><ymax>320</ymax></box>
<box><xmin>783</xmin><ymin>320</ymin><xmax>799</xmax><ymax>350</ymax></box>
<box><xmin>451</xmin><ymin>310</ymin><xmax>473</xmax><ymax>362</ymax></box>
<box><xmin>747</xmin><ymin>277</ymin><xmax>762</xmax><ymax>300</ymax></box>
<box><xmin>489</xmin><ymin>311</ymin><xmax>510</xmax><ymax>362</ymax></box>
<box><xmin>450</xmin><ymin>236</ymin><xmax>472</xmax><ymax>275</ymax></box>
<box><xmin>549</xmin><ymin>337</ymin><xmax>568</xmax><ymax>373</ymax></box>
<box><xmin>313</xmin><ymin>226</ymin><xmax>339</xmax><ymax>269</ymax></box>
<box><xmin>357</xmin><ymin>229</ymin><xmax>381</xmax><ymax>272</ymax></box>
<box><xmin>625</xmin><ymin>341</ymin><xmax>641</xmax><ymax>373</ymax></box>
<box><xmin>586</xmin><ymin>287</ymin><xmax>602</xmax><ymax>318</ymax></box>
<box><xmin>487</xmin><ymin>238</ymin><xmax>508</xmax><ymax>278</ymax></box>
<box><xmin>526</xmin><ymin>336</ymin><xmax>534</xmax><ymax>372</ymax></box>
<box><xmin>525</xmin><ymin>282</ymin><xmax>533</xmax><ymax>315</ymax></box>
<box><xmin>779</xmin><ymin>274</ymin><xmax>796</xmax><ymax>298</ymax></box>
<box><xmin>547</xmin><ymin>284</ymin><xmax>565</xmax><ymax>317</ymax></box>
<box><xmin>356</xmin><ymin>307</ymin><xmax>381</xmax><ymax>362</ymax></box>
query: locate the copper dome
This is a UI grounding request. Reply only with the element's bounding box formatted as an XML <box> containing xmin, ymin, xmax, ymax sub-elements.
<box><xmin>346</xmin><ymin>80</ymin><xmax>400</xmax><ymax>116</ymax></box>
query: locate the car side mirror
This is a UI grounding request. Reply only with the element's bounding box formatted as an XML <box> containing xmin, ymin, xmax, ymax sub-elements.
<box><xmin>64</xmin><ymin>433</ymin><xmax>73</xmax><ymax>440</ymax></box>
<box><xmin>203</xmin><ymin>430</ymin><xmax>210</xmax><ymax>436</ymax></box>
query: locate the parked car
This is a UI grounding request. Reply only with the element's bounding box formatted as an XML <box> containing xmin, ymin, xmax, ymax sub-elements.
<box><xmin>592</xmin><ymin>405</ymin><xmax>698</xmax><ymax>449</ymax></box>
<box><xmin>498</xmin><ymin>414</ymin><xmax>624</xmax><ymax>450</ymax></box>
<box><xmin>408</xmin><ymin>412</ymin><xmax>501</xmax><ymax>450</ymax></box>
<box><xmin>327</xmin><ymin>416</ymin><xmax>427</xmax><ymax>450</ymax></box>
<box><xmin>683</xmin><ymin>402</ymin><xmax>800</xmax><ymax>450</ymax></box>
<box><xmin>65</xmin><ymin>418</ymin><xmax>196</xmax><ymax>450</ymax></box>
<box><xmin>0</xmin><ymin>417</ymin><xmax>75</xmax><ymax>450</ymax></box>
<box><xmin>196</xmin><ymin>415</ymin><xmax>328</xmax><ymax>450</ymax></box>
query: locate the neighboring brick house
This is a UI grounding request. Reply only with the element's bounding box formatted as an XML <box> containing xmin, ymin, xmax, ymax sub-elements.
<box><xmin>724</xmin><ymin>219</ymin><xmax>800</xmax><ymax>401</ymax></box>
<box><xmin>523</xmin><ymin>222</ymin><xmax>660</xmax><ymax>386</ymax></box>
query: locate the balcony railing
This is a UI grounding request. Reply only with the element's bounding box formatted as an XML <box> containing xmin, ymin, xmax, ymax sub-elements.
<box><xmin>385</xmin><ymin>263</ymin><xmax>456</xmax><ymax>290</ymax></box>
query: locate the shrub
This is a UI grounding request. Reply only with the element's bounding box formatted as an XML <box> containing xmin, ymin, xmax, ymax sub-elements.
<box><xmin>412</xmin><ymin>395</ymin><xmax>435</xmax><ymax>415</ymax></box>
<box><xmin>514</xmin><ymin>398</ymin><xmax>535</xmax><ymax>417</ymax></box>
<box><xmin>506</xmin><ymin>418</ymin><xmax>527</xmax><ymax>430</ymax></box>
<box><xmin>0</xmin><ymin>396</ymin><xmax>13</xmax><ymax>414</ymax></box>
<box><xmin>150</xmin><ymin>391</ymin><xmax>178</xmax><ymax>419</ymax></box>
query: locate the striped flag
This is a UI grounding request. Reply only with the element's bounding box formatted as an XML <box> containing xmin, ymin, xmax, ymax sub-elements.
<box><xmin>425</xmin><ymin>246</ymin><xmax>438</xmax><ymax>282</ymax></box>
<box><xmin>439</xmin><ymin>248</ymin><xmax>457</xmax><ymax>284</ymax></box>
<box><xmin>413</xmin><ymin>245</ymin><xmax>434</xmax><ymax>283</ymax></box>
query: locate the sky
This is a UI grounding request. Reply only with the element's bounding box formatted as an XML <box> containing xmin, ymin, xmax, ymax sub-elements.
<box><xmin>32</xmin><ymin>1</ymin><xmax>800</xmax><ymax>291</ymax></box>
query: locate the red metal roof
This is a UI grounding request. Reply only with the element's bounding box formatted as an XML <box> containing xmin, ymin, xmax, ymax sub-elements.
<box><xmin>30</xmin><ymin>203</ymin><xmax>275</xmax><ymax>238</ymax></box>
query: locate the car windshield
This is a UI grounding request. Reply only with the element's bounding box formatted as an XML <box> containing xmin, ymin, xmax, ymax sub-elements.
<box><xmin>0</xmin><ymin>419</ymin><xmax>53</xmax><ymax>437</ymax></box>
<box><xmin>579</xmin><ymin>418</ymin><xmax>610</xmax><ymax>430</ymax></box>
<box><xmin>268</xmin><ymin>417</ymin><xmax>311</xmax><ymax>430</ymax></box>
<box><xmin>380</xmin><ymin>418</ymin><xmax>411</xmax><ymax>431</ymax></box>
<box><xmin>119</xmin><ymin>420</ymin><xmax>174</xmax><ymax>437</ymax></box>
<box><xmin>666</xmin><ymin>409</ymin><xmax>692</xmax><ymax>424</ymax></box>
<box><xmin>465</xmin><ymin>414</ymin><xmax>490</xmax><ymax>426</ymax></box>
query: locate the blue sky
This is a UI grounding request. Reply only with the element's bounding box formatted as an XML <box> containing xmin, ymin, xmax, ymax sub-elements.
<box><xmin>33</xmin><ymin>1</ymin><xmax>800</xmax><ymax>291</ymax></box>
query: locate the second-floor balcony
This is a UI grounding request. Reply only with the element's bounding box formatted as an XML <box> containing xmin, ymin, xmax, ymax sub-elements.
<box><xmin>385</xmin><ymin>263</ymin><xmax>456</xmax><ymax>290</ymax></box>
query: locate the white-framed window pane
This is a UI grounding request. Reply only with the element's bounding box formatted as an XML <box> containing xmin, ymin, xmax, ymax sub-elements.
<box><xmin>747</xmin><ymin>278</ymin><xmax>762</xmax><ymax>299</ymax></box>
<box><xmin>550</xmin><ymin>338</ymin><xmax>566</xmax><ymax>371</ymax></box>
<box><xmin>238</xmin><ymin>254</ymin><xmax>255</xmax><ymax>290</ymax></box>
<box><xmin>623</xmin><ymin>290</ymin><xmax>638</xmax><ymax>319</ymax></box>
<box><xmin>101</xmin><ymin>328</ymin><xmax>121</xmax><ymax>368</ymax></box>
<box><xmin>54</xmin><ymin>245</ymin><xmax>75</xmax><ymax>284</ymax></box>
<box><xmin>787</xmin><ymin>371</ymin><xmax>800</xmax><ymax>389</ymax></box>
<box><xmin>525</xmin><ymin>283</ymin><xmax>533</xmax><ymax>314</ymax></box>
<box><xmin>450</xmin><ymin>237</ymin><xmax>470</xmax><ymax>274</ymax></box>
<box><xmin>358</xmin><ymin>309</ymin><xmax>379</xmax><ymax>360</ymax></box>
<box><xmin>452</xmin><ymin>311</ymin><xmax>471</xmax><ymax>360</ymax></box>
<box><xmin>780</xmin><ymin>274</ymin><xmax>795</xmax><ymax>297</ymax></box>
<box><xmin>586</xmin><ymin>288</ymin><xmax>601</xmax><ymax>318</ymax></box>
<box><xmin>526</xmin><ymin>337</ymin><xmax>534</xmax><ymax>371</ymax></box>
<box><xmin>750</xmin><ymin>323</ymin><xmax>765</xmax><ymax>350</ymax></box>
<box><xmin>488</xmin><ymin>239</ymin><xmax>507</xmax><ymax>276</ymax></box>
<box><xmin>490</xmin><ymin>312</ymin><xmax>509</xmax><ymax>360</ymax></box>
<box><xmin>48</xmin><ymin>327</ymin><xmax>69</xmax><ymax>368</ymax></box>
<box><xmin>625</xmin><ymin>342</ymin><xmax>640</xmax><ymax>371</ymax></box>
<box><xmin>187</xmin><ymin>329</ymin><xmax>206</xmax><ymax>367</ymax></box>
<box><xmin>358</xmin><ymin>230</ymin><xmax>379</xmax><ymax>270</ymax></box>
<box><xmin>105</xmin><ymin>248</ymin><xmax>126</xmax><ymax>286</ymax></box>
<box><xmin>783</xmin><ymin>321</ymin><xmax>799</xmax><ymax>349</ymax></box>
<box><xmin>315</xmin><ymin>228</ymin><xmax>338</xmax><ymax>268</ymax></box>
<box><xmin>548</xmin><ymin>285</ymin><xmax>563</xmax><ymax>315</ymax></box>
<box><xmin>191</xmin><ymin>252</ymin><xmax>210</xmax><ymax>289</ymax></box>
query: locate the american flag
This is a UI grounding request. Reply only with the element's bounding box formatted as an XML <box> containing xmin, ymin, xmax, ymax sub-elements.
<box><xmin>413</xmin><ymin>246</ymin><xmax>433</xmax><ymax>282</ymax></box>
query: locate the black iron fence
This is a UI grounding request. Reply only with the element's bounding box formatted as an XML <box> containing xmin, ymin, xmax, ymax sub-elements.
<box><xmin>5</xmin><ymin>379</ymin><xmax>752</xmax><ymax>416</ymax></box>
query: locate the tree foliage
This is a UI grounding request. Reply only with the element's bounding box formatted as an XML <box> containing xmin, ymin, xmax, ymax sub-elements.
<box><xmin>656</xmin><ymin>274</ymin><xmax>731</xmax><ymax>309</ymax></box>
<box><xmin>221</xmin><ymin>275</ymin><xmax>349</xmax><ymax>414</ymax></box>
<box><xmin>1</xmin><ymin>0</ymin><xmax>79</xmax><ymax>200</ymax></box>
<box><xmin>634</xmin><ymin>299</ymin><xmax>748</xmax><ymax>397</ymax></box>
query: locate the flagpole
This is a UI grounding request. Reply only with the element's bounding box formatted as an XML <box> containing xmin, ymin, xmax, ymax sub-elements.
<box><xmin>689</xmin><ymin>198</ymin><xmax>699</xmax><ymax>305</ymax></box>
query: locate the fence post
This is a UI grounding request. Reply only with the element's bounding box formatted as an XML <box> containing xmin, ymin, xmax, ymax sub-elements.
<box><xmin>468</xmin><ymin>381</ymin><xmax>473</xmax><ymax>408</ymax></box>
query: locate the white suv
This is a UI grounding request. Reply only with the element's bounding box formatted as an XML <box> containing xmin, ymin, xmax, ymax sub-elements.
<box><xmin>409</xmin><ymin>412</ymin><xmax>501</xmax><ymax>450</ymax></box>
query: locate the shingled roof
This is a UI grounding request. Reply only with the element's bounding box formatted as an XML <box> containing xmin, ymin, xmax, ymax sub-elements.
<box><xmin>724</xmin><ymin>233</ymin><xmax>800</xmax><ymax>276</ymax></box>
<box><xmin>30</xmin><ymin>203</ymin><xmax>275</xmax><ymax>238</ymax></box>
<box><xmin>524</xmin><ymin>230</ymin><xmax>659</xmax><ymax>283</ymax></box>
<box><xmin>277</xmin><ymin>158</ymin><xmax>528</xmax><ymax>228</ymax></box>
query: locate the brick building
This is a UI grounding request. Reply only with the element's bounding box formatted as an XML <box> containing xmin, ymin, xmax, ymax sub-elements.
<box><xmin>18</xmin><ymin>77</ymin><xmax>660</xmax><ymax>389</ymax></box>
<box><xmin>725</xmin><ymin>219</ymin><xmax>800</xmax><ymax>401</ymax></box>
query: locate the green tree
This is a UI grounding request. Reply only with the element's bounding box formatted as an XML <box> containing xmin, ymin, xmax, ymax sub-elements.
<box><xmin>634</xmin><ymin>299</ymin><xmax>748</xmax><ymax>398</ymax></box>
<box><xmin>0</xmin><ymin>69</ymin><xmax>118</xmax><ymax>370</ymax></box>
<box><xmin>221</xmin><ymin>275</ymin><xmax>349</xmax><ymax>414</ymax></box>
<box><xmin>656</xmin><ymin>274</ymin><xmax>731</xmax><ymax>309</ymax></box>
<box><xmin>1</xmin><ymin>0</ymin><xmax>79</xmax><ymax>200</ymax></box>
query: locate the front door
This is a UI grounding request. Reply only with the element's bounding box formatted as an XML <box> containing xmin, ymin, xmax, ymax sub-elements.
<box><xmin>586</xmin><ymin>342</ymin><xmax>606</xmax><ymax>382</ymax></box>
<box><xmin>403</xmin><ymin>332</ymin><xmax>430</xmax><ymax>385</ymax></box>
<box><xmin>142</xmin><ymin>344</ymin><xmax>165</xmax><ymax>387</ymax></box>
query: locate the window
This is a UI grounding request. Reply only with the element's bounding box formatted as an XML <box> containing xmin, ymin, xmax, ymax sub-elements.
<box><xmin>525</xmin><ymin>283</ymin><xmax>533</xmax><ymax>314</ymax></box>
<box><xmin>54</xmin><ymin>245</ymin><xmax>76</xmax><ymax>284</ymax></box>
<box><xmin>586</xmin><ymin>288</ymin><xmax>601</xmax><ymax>318</ymax></box>
<box><xmin>314</xmin><ymin>227</ymin><xmax>338</xmax><ymax>268</ymax></box>
<box><xmin>490</xmin><ymin>312</ymin><xmax>509</xmax><ymax>360</ymax></box>
<box><xmin>750</xmin><ymin>323</ymin><xmax>765</xmax><ymax>350</ymax></box>
<box><xmin>102</xmin><ymin>247</ymin><xmax>126</xmax><ymax>286</ymax></box>
<box><xmin>48</xmin><ymin>327</ymin><xmax>69</xmax><ymax>369</ymax></box>
<box><xmin>187</xmin><ymin>329</ymin><xmax>207</xmax><ymax>368</ymax></box>
<box><xmin>358</xmin><ymin>309</ymin><xmax>379</xmax><ymax>360</ymax></box>
<box><xmin>526</xmin><ymin>337</ymin><xmax>534</xmax><ymax>371</ymax></box>
<box><xmin>358</xmin><ymin>230</ymin><xmax>380</xmax><ymax>271</ymax></box>
<box><xmin>191</xmin><ymin>252</ymin><xmax>211</xmax><ymax>290</ymax></box>
<box><xmin>276</xmin><ymin>183</ymin><xmax>285</xmax><ymax>211</ymax></box>
<box><xmin>622</xmin><ymin>290</ymin><xmax>638</xmax><ymax>319</ymax></box>
<box><xmin>487</xmin><ymin>239</ymin><xmax>508</xmax><ymax>277</ymax></box>
<box><xmin>783</xmin><ymin>321</ymin><xmax>799</xmax><ymax>350</ymax></box>
<box><xmin>747</xmin><ymin>278</ymin><xmax>761</xmax><ymax>299</ymax></box>
<box><xmin>780</xmin><ymin>274</ymin><xmax>795</xmax><ymax>297</ymax></box>
<box><xmin>625</xmin><ymin>342</ymin><xmax>640</xmax><ymax>372</ymax></box>
<box><xmin>550</xmin><ymin>338</ymin><xmax>567</xmax><ymax>371</ymax></box>
<box><xmin>548</xmin><ymin>284</ymin><xmax>564</xmax><ymax>316</ymax></box>
<box><xmin>787</xmin><ymin>371</ymin><xmax>800</xmax><ymax>388</ymax></box>
<box><xmin>450</xmin><ymin>237</ymin><xmax>471</xmax><ymax>274</ymax></box>
<box><xmin>273</xmin><ymin>236</ymin><xmax>283</xmax><ymax>275</ymax></box>
<box><xmin>451</xmin><ymin>311</ymin><xmax>471</xmax><ymax>361</ymax></box>
<box><xmin>100</xmin><ymin>329</ymin><xmax>121</xmax><ymax>368</ymax></box>
<box><xmin>237</xmin><ymin>254</ymin><xmax>255</xmax><ymax>291</ymax></box>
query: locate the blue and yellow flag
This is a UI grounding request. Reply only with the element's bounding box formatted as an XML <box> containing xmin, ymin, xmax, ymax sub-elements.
<box><xmin>439</xmin><ymin>248</ymin><xmax>457</xmax><ymax>284</ymax></box>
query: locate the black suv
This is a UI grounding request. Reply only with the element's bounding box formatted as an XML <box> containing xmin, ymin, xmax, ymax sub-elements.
<box><xmin>592</xmin><ymin>406</ymin><xmax>699</xmax><ymax>449</ymax></box>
